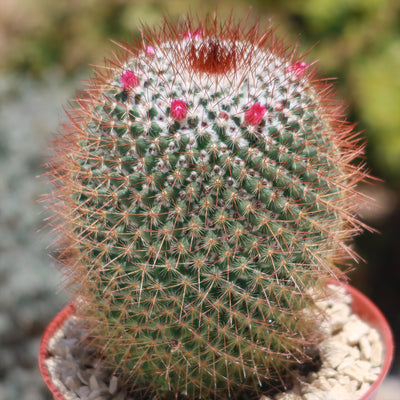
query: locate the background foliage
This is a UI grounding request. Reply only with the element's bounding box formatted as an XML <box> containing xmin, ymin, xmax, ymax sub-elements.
<box><xmin>0</xmin><ymin>0</ymin><xmax>399</xmax><ymax>398</ymax></box>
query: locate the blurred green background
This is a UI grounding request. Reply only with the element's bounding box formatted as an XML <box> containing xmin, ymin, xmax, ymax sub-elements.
<box><xmin>0</xmin><ymin>0</ymin><xmax>399</xmax><ymax>398</ymax></box>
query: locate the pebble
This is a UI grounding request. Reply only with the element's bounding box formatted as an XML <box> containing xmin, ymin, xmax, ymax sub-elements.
<box><xmin>109</xmin><ymin>376</ymin><xmax>119</xmax><ymax>395</ymax></box>
<box><xmin>338</xmin><ymin>360</ymin><xmax>372</xmax><ymax>382</ymax></box>
<box><xmin>275</xmin><ymin>392</ymin><xmax>302</xmax><ymax>400</ymax></box>
<box><xmin>341</xmin><ymin>316</ymin><xmax>370</xmax><ymax>345</ymax></box>
<box><xmin>327</xmin><ymin>382</ymin><xmax>353</xmax><ymax>400</ymax></box>
<box><xmin>77</xmin><ymin>386</ymin><xmax>91</xmax><ymax>398</ymax></box>
<box><xmin>65</xmin><ymin>375</ymin><xmax>80</xmax><ymax>392</ymax></box>
<box><xmin>320</xmin><ymin>340</ymin><xmax>353</xmax><ymax>369</ymax></box>
<box><xmin>359</xmin><ymin>335</ymin><xmax>372</xmax><ymax>360</ymax></box>
<box><xmin>355</xmin><ymin>382</ymin><xmax>372</xmax><ymax>398</ymax></box>
<box><xmin>369</xmin><ymin>329</ymin><xmax>384</xmax><ymax>367</ymax></box>
<box><xmin>312</xmin><ymin>367</ymin><xmax>336</xmax><ymax>379</ymax></box>
<box><xmin>302</xmin><ymin>391</ymin><xmax>331</xmax><ymax>400</ymax></box>
<box><xmin>310</xmin><ymin>376</ymin><xmax>331</xmax><ymax>391</ymax></box>
<box><xmin>326</xmin><ymin>302</ymin><xmax>352</xmax><ymax>332</ymax></box>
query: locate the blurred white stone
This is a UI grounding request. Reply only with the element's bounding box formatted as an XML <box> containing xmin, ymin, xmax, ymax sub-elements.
<box><xmin>109</xmin><ymin>375</ymin><xmax>119</xmax><ymax>395</ymax></box>
<box><xmin>326</xmin><ymin>303</ymin><xmax>352</xmax><ymax>332</ymax></box>
<box><xmin>369</xmin><ymin>329</ymin><xmax>384</xmax><ymax>367</ymax></box>
<box><xmin>360</xmin><ymin>335</ymin><xmax>372</xmax><ymax>360</ymax></box>
<box><xmin>315</xmin><ymin>367</ymin><xmax>336</xmax><ymax>379</ymax></box>
<box><xmin>328</xmin><ymin>381</ymin><xmax>356</xmax><ymax>400</ymax></box>
<box><xmin>355</xmin><ymin>382</ymin><xmax>371</xmax><ymax>398</ymax></box>
<box><xmin>302</xmin><ymin>390</ymin><xmax>333</xmax><ymax>400</ymax></box>
<box><xmin>310</xmin><ymin>376</ymin><xmax>332</xmax><ymax>391</ymax></box>
<box><xmin>320</xmin><ymin>340</ymin><xmax>353</xmax><ymax>369</ymax></box>
<box><xmin>342</xmin><ymin>316</ymin><xmax>370</xmax><ymax>345</ymax></box>
<box><xmin>274</xmin><ymin>392</ymin><xmax>302</xmax><ymax>400</ymax></box>
<box><xmin>338</xmin><ymin>360</ymin><xmax>373</xmax><ymax>382</ymax></box>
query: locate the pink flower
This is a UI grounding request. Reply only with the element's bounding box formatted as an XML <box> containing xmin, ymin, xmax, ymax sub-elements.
<box><xmin>121</xmin><ymin>70</ymin><xmax>140</xmax><ymax>91</ymax></box>
<box><xmin>286</xmin><ymin>61</ymin><xmax>307</xmax><ymax>78</ymax></box>
<box><xmin>145</xmin><ymin>45</ymin><xmax>155</xmax><ymax>58</ymax></box>
<box><xmin>244</xmin><ymin>103</ymin><xmax>266</xmax><ymax>125</ymax></box>
<box><xmin>182</xmin><ymin>29</ymin><xmax>202</xmax><ymax>39</ymax></box>
<box><xmin>170</xmin><ymin>99</ymin><xmax>187</xmax><ymax>120</ymax></box>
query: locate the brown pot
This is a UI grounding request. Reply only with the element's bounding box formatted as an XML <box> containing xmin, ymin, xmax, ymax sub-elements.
<box><xmin>39</xmin><ymin>283</ymin><xmax>394</xmax><ymax>400</ymax></box>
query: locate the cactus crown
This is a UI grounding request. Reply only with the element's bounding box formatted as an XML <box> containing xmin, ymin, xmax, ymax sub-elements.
<box><xmin>46</xmin><ymin>14</ymin><xmax>369</xmax><ymax>400</ymax></box>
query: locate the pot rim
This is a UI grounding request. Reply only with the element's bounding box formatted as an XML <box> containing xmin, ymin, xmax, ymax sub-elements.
<box><xmin>39</xmin><ymin>302</ymin><xmax>76</xmax><ymax>400</ymax></box>
<box><xmin>39</xmin><ymin>282</ymin><xmax>394</xmax><ymax>400</ymax></box>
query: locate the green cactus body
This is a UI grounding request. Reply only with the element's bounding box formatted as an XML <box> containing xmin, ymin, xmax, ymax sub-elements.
<box><xmin>47</xmin><ymin>17</ymin><xmax>367</xmax><ymax>400</ymax></box>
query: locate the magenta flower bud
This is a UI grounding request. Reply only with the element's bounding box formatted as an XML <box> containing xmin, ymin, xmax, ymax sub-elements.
<box><xmin>286</xmin><ymin>61</ymin><xmax>307</xmax><ymax>78</ymax></box>
<box><xmin>145</xmin><ymin>45</ymin><xmax>155</xmax><ymax>58</ymax></box>
<box><xmin>182</xmin><ymin>29</ymin><xmax>202</xmax><ymax>39</ymax></box>
<box><xmin>121</xmin><ymin>70</ymin><xmax>139</xmax><ymax>91</ymax></box>
<box><xmin>245</xmin><ymin>103</ymin><xmax>266</xmax><ymax>125</ymax></box>
<box><xmin>170</xmin><ymin>99</ymin><xmax>187</xmax><ymax>120</ymax></box>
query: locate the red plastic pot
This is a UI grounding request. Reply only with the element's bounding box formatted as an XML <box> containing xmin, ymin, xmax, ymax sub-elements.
<box><xmin>39</xmin><ymin>283</ymin><xmax>394</xmax><ymax>400</ymax></box>
<box><xmin>338</xmin><ymin>283</ymin><xmax>394</xmax><ymax>400</ymax></box>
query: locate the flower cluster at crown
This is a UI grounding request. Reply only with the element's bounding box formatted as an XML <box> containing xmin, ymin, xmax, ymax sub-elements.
<box><xmin>112</xmin><ymin>37</ymin><xmax>309</xmax><ymax>152</ymax></box>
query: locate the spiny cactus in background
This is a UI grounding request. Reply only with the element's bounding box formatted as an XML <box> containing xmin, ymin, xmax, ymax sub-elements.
<box><xmin>46</xmin><ymin>15</ymin><xmax>370</xmax><ymax>400</ymax></box>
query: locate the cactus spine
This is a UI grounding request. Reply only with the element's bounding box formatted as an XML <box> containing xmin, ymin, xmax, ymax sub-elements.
<box><xmin>46</xmin><ymin>16</ymin><xmax>368</xmax><ymax>400</ymax></box>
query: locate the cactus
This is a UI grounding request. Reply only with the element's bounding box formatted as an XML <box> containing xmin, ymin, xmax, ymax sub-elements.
<box><xmin>46</xmin><ymin>15</ymin><xmax>369</xmax><ymax>400</ymax></box>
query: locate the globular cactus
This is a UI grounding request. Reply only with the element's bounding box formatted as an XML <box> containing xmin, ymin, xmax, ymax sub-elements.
<box><xmin>46</xmin><ymin>15</ymin><xmax>369</xmax><ymax>400</ymax></box>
